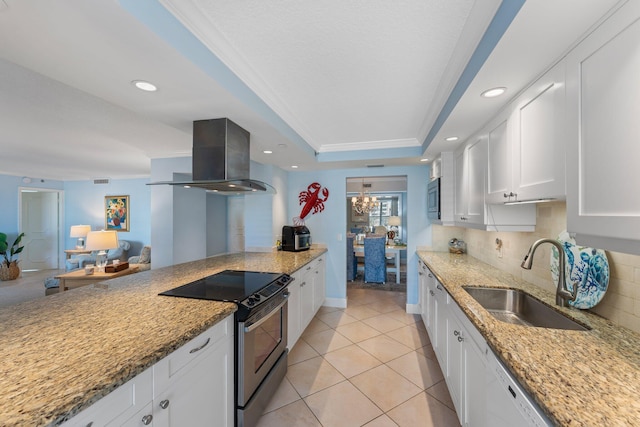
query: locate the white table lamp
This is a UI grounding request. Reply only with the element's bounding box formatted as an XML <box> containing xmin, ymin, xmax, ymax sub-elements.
<box><xmin>70</xmin><ymin>225</ymin><xmax>91</xmax><ymax>249</ymax></box>
<box><xmin>85</xmin><ymin>230</ymin><xmax>119</xmax><ymax>271</ymax></box>
<box><xmin>388</xmin><ymin>216</ymin><xmax>401</xmax><ymax>227</ymax></box>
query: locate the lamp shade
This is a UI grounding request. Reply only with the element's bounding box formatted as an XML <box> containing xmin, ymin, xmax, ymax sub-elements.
<box><xmin>388</xmin><ymin>216</ymin><xmax>401</xmax><ymax>226</ymax></box>
<box><xmin>70</xmin><ymin>225</ymin><xmax>91</xmax><ymax>238</ymax></box>
<box><xmin>85</xmin><ymin>230</ymin><xmax>119</xmax><ymax>251</ymax></box>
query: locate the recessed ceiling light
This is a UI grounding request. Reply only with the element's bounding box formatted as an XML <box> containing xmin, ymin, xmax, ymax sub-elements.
<box><xmin>291</xmin><ymin>165</ymin><xmax>298</xmax><ymax>169</ymax></box>
<box><xmin>228</xmin><ymin>184</ymin><xmax>236</xmax><ymax>188</ymax></box>
<box><xmin>481</xmin><ymin>87</ymin><xmax>506</xmax><ymax>98</ymax></box>
<box><xmin>263</xmin><ymin>150</ymin><xmax>273</xmax><ymax>154</ymax></box>
<box><xmin>131</xmin><ymin>80</ymin><xmax>157</xmax><ymax>92</ymax></box>
<box><xmin>445</xmin><ymin>136</ymin><xmax>459</xmax><ymax>142</ymax></box>
<box><xmin>420</xmin><ymin>158</ymin><xmax>429</xmax><ymax>162</ymax></box>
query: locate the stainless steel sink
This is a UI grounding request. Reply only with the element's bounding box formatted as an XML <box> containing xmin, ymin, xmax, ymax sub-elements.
<box><xmin>462</xmin><ymin>286</ymin><xmax>590</xmax><ymax>331</ymax></box>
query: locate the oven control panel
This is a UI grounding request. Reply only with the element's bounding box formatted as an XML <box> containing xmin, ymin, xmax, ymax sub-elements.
<box><xmin>238</xmin><ymin>274</ymin><xmax>293</xmax><ymax>311</ymax></box>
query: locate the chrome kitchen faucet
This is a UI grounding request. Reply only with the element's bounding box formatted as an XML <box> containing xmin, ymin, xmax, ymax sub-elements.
<box><xmin>521</xmin><ymin>238</ymin><xmax>578</xmax><ymax>307</ymax></box>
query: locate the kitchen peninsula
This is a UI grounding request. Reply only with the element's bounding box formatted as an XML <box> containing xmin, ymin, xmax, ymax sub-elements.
<box><xmin>418</xmin><ymin>251</ymin><xmax>640</xmax><ymax>426</ymax></box>
<box><xmin>0</xmin><ymin>249</ymin><xmax>326</xmax><ymax>427</ymax></box>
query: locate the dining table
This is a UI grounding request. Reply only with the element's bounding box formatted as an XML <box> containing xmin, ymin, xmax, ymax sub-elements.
<box><xmin>353</xmin><ymin>243</ymin><xmax>406</xmax><ymax>283</ymax></box>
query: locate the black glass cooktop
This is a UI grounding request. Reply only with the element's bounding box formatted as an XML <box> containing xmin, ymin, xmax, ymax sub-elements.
<box><xmin>159</xmin><ymin>270</ymin><xmax>285</xmax><ymax>302</ymax></box>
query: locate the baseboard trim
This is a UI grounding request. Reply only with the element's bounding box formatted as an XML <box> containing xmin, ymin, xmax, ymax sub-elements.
<box><xmin>324</xmin><ymin>297</ymin><xmax>347</xmax><ymax>308</ymax></box>
<box><xmin>406</xmin><ymin>303</ymin><xmax>421</xmax><ymax>314</ymax></box>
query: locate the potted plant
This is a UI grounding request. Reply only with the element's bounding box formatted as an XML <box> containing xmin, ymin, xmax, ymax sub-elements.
<box><xmin>0</xmin><ymin>232</ymin><xmax>25</xmax><ymax>281</ymax></box>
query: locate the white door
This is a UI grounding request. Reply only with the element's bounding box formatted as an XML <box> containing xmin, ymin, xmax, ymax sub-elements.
<box><xmin>20</xmin><ymin>190</ymin><xmax>61</xmax><ymax>270</ymax></box>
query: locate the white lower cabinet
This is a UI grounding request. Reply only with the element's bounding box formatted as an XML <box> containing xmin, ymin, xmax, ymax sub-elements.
<box><xmin>287</xmin><ymin>256</ymin><xmax>326</xmax><ymax>350</ymax></box>
<box><xmin>287</xmin><ymin>275</ymin><xmax>302</xmax><ymax>348</ymax></box>
<box><xmin>312</xmin><ymin>256</ymin><xmax>326</xmax><ymax>313</ymax></box>
<box><xmin>418</xmin><ymin>260</ymin><xmax>429</xmax><ymax>330</ymax></box>
<box><xmin>64</xmin><ymin>367</ymin><xmax>154</xmax><ymax>427</ymax></box>
<box><xmin>64</xmin><ymin>316</ymin><xmax>233</xmax><ymax>427</ymax></box>
<box><xmin>430</xmin><ymin>275</ymin><xmax>448</xmax><ymax>373</ymax></box>
<box><xmin>299</xmin><ymin>273</ymin><xmax>314</xmax><ymax>332</ymax></box>
<box><xmin>446</xmin><ymin>299</ymin><xmax>487</xmax><ymax>426</ymax></box>
<box><xmin>419</xmin><ymin>263</ymin><xmax>551</xmax><ymax>427</ymax></box>
<box><xmin>149</xmin><ymin>316</ymin><xmax>234</xmax><ymax>427</ymax></box>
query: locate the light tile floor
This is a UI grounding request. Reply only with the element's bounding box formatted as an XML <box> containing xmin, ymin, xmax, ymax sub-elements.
<box><xmin>258</xmin><ymin>287</ymin><xmax>461</xmax><ymax>427</ymax></box>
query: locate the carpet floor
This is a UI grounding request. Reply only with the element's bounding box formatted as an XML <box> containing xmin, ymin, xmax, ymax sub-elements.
<box><xmin>348</xmin><ymin>270</ymin><xmax>407</xmax><ymax>293</ymax></box>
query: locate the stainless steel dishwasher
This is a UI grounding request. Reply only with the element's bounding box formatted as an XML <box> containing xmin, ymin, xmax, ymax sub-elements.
<box><xmin>486</xmin><ymin>350</ymin><xmax>553</xmax><ymax>427</ymax></box>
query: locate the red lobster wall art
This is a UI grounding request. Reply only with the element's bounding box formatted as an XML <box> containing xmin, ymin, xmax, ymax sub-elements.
<box><xmin>294</xmin><ymin>182</ymin><xmax>329</xmax><ymax>226</ymax></box>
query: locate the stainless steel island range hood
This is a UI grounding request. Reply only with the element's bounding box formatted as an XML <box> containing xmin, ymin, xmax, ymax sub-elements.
<box><xmin>148</xmin><ymin>118</ymin><xmax>275</xmax><ymax>194</ymax></box>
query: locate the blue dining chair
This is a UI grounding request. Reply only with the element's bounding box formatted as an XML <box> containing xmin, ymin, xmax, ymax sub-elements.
<box><xmin>346</xmin><ymin>234</ymin><xmax>357</xmax><ymax>281</ymax></box>
<box><xmin>364</xmin><ymin>236</ymin><xmax>387</xmax><ymax>283</ymax></box>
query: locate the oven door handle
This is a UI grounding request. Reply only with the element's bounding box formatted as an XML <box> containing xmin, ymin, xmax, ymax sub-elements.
<box><xmin>243</xmin><ymin>293</ymin><xmax>289</xmax><ymax>333</ymax></box>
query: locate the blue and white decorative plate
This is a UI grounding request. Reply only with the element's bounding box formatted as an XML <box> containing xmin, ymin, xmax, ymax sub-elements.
<box><xmin>550</xmin><ymin>231</ymin><xmax>609</xmax><ymax>309</ymax></box>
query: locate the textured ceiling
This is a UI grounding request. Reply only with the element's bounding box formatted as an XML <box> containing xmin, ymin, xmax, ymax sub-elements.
<box><xmin>0</xmin><ymin>0</ymin><xmax>624</xmax><ymax>180</ymax></box>
<box><xmin>161</xmin><ymin>0</ymin><xmax>479</xmax><ymax>152</ymax></box>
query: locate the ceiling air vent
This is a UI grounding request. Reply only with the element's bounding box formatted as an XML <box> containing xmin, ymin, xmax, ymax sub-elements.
<box><xmin>363</xmin><ymin>183</ymin><xmax>372</xmax><ymax>188</ymax></box>
<box><xmin>93</xmin><ymin>178</ymin><xmax>110</xmax><ymax>185</ymax></box>
<box><xmin>366</xmin><ymin>164</ymin><xmax>384</xmax><ymax>168</ymax></box>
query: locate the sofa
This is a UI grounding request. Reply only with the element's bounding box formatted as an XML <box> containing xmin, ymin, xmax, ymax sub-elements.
<box><xmin>128</xmin><ymin>245</ymin><xmax>151</xmax><ymax>271</ymax></box>
<box><xmin>65</xmin><ymin>240</ymin><xmax>130</xmax><ymax>271</ymax></box>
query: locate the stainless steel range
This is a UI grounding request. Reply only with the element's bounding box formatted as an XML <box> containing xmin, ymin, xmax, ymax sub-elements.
<box><xmin>159</xmin><ymin>270</ymin><xmax>293</xmax><ymax>427</ymax></box>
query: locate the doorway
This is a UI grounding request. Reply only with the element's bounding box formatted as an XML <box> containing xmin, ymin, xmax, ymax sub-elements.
<box><xmin>19</xmin><ymin>188</ymin><xmax>63</xmax><ymax>271</ymax></box>
<box><xmin>346</xmin><ymin>176</ymin><xmax>407</xmax><ymax>292</ymax></box>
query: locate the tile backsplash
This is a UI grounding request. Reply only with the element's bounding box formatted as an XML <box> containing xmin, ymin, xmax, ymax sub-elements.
<box><xmin>431</xmin><ymin>201</ymin><xmax>640</xmax><ymax>334</ymax></box>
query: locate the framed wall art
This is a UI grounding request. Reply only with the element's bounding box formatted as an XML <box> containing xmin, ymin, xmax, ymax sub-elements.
<box><xmin>105</xmin><ymin>195</ymin><xmax>129</xmax><ymax>232</ymax></box>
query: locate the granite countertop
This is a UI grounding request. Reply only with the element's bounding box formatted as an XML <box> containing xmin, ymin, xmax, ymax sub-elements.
<box><xmin>0</xmin><ymin>249</ymin><xmax>326</xmax><ymax>427</ymax></box>
<box><xmin>417</xmin><ymin>251</ymin><xmax>640</xmax><ymax>427</ymax></box>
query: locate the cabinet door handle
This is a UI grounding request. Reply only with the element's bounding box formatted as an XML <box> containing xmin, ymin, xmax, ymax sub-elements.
<box><xmin>453</xmin><ymin>330</ymin><xmax>460</xmax><ymax>336</ymax></box>
<box><xmin>458</xmin><ymin>336</ymin><xmax>464</xmax><ymax>343</ymax></box>
<box><xmin>418</xmin><ymin>271</ymin><xmax>423</xmax><ymax>276</ymax></box>
<box><xmin>436</xmin><ymin>284</ymin><xmax>443</xmax><ymax>291</ymax></box>
<box><xmin>306</xmin><ymin>266</ymin><xmax>312</xmax><ymax>271</ymax></box>
<box><xmin>142</xmin><ymin>414</ymin><xmax>153</xmax><ymax>425</ymax></box>
<box><xmin>300</xmin><ymin>281</ymin><xmax>307</xmax><ymax>287</ymax></box>
<box><xmin>430</xmin><ymin>290</ymin><xmax>435</xmax><ymax>296</ymax></box>
<box><xmin>189</xmin><ymin>337</ymin><xmax>211</xmax><ymax>354</ymax></box>
<box><xmin>428</xmin><ymin>273</ymin><xmax>433</xmax><ymax>278</ymax></box>
<box><xmin>159</xmin><ymin>399</ymin><xmax>170</xmax><ymax>409</ymax></box>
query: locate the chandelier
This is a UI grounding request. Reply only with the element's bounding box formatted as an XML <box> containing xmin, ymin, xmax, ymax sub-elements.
<box><xmin>351</xmin><ymin>181</ymin><xmax>379</xmax><ymax>214</ymax></box>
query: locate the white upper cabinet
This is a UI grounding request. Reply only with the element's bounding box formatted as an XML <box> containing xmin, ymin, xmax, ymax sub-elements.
<box><xmin>486</xmin><ymin>115</ymin><xmax>512</xmax><ymax>204</ymax></box>
<box><xmin>430</xmin><ymin>157</ymin><xmax>442</xmax><ymax>181</ymax></box>
<box><xmin>455</xmin><ymin>133</ymin><xmax>536</xmax><ymax>231</ymax></box>
<box><xmin>513</xmin><ymin>62</ymin><xmax>566</xmax><ymax>202</ymax></box>
<box><xmin>566</xmin><ymin>0</ymin><xmax>640</xmax><ymax>254</ymax></box>
<box><xmin>486</xmin><ymin>62</ymin><xmax>566</xmax><ymax>204</ymax></box>
<box><xmin>455</xmin><ymin>137</ymin><xmax>487</xmax><ymax>226</ymax></box>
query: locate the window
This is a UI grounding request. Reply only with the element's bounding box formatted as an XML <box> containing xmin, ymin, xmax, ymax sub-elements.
<box><xmin>368</xmin><ymin>197</ymin><xmax>399</xmax><ymax>228</ymax></box>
